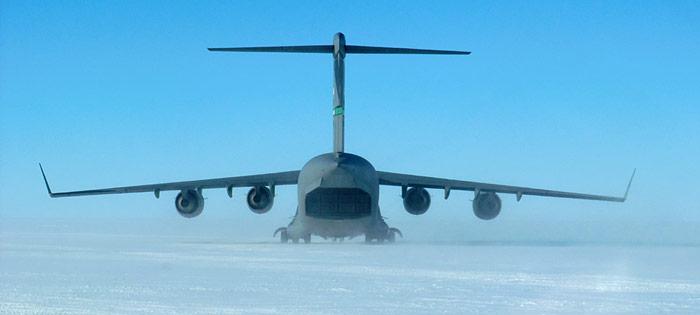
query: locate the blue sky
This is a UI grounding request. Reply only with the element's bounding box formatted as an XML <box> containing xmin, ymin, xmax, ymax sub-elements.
<box><xmin>1</xmin><ymin>1</ymin><xmax>698</xmax><ymax>242</ymax></box>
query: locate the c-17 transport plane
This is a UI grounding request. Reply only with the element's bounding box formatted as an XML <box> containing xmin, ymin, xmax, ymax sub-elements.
<box><xmin>40</xmin><ymin>33</ymin><xmax>635</xmax><ymax>243</ymax></box>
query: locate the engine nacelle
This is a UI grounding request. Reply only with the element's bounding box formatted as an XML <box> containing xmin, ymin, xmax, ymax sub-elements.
<box><xmin>175</xmin><ymin>189</ymin><xmax>204</xmax><ymax>218</ymax></box>
<box><xmin>473</xmin><ymin>192</ymin><xmax>501</xmax><ymax>220</ymax></box>
<box><xmin>403</xmin><ymin>187</ymin><xmax>431</xmax><ymax>215</ymax></box>
<box><xmin>247</xmin><ymin>186</ymin><xmax>273</xmax><ymax>214</ymax></box>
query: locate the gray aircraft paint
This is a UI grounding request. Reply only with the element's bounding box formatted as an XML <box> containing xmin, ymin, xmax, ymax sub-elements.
<box><xmin>40</xmin><ymin>33</ymin><xmax>634</xmax><ymax>243</ymax></box>
<box><xmin>291</xmin><ymin>153</ymin><xmax>384</xmax><ymax>240</ymax></box>
<box><xmin>333</xmin><ymin>33</ymin><xmax>346</xmax><ymax>153</ymax></box>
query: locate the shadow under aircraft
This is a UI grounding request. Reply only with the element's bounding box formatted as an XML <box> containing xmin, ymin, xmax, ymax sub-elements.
<box><xmin>40</xmin><ymin>32</ymin><xmax>635</xmax><ymax>243</ymax></box>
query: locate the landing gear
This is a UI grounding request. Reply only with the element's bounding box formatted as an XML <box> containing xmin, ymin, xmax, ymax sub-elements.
<box><xmin>387</xmin><ymin>227</ymin><xmax>403</xmax><ymax>243</ymax></box>
<box><xmin>365</xmin><ymin>227</ymin><xmax>403</xmax><ymax>244</ymax></box>
<box><xmin>274</xmin><ymin>227</ymin><xmax>312</xmax><ymax>244</ymax></box>
<box><xmin>364</xmin><ymin>234</ymin><xmax>385</xmax><ymax>243</ymax></box>
<box><xmin>274</xmin><ymin>227</ymin><xmax>288</xmax><ymax>243</ymax></box>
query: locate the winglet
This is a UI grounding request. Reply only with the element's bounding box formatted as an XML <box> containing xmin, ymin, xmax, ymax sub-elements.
<box><xmin>622</xmin><ymin>169</ymin><xmax>636</xmax><ymax>201</ymax></box>
<box><xmin>39</xmin><ymin>163</ymin><xmax>55</xmax><ymax>197</ymax></box>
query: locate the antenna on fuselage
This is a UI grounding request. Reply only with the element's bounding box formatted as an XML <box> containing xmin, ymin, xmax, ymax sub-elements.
<box><xmin>208</xmin><ymin>32</ymin><xmax>470</xmax><ymax>153</ymax></box>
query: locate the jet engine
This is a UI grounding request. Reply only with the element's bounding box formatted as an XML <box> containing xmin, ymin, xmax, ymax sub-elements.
<box><xmin>403</xmin><ymin>187</ymin><xmax>431</xmax><ymax>215</ymax></box>
<box><xmin>473</xmin><ymin>192</ymin><xmax>501</xmax><ymax>220</ymax></box>
<box><xmin>247</xmin><ymin>186</ymin><xmax>274</xmax><ymax>214</ymax></box>
<box><xmin>175</xmin><ymin>189</ymin><xmax>204</xmax><ymax>218</ymax></box>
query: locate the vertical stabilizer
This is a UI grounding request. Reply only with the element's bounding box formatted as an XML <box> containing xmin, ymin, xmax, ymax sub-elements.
<box><xmin>332</xmin><ymin>33</ymin><xmax>346</xmax><ymax>153</ymax></box>
<box><xmin>208</xmin><ymin>33</ymin><xmax>470</xmax><ymax>154</ymax></box>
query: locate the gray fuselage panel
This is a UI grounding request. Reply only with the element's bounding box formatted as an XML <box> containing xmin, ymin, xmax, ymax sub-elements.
<box><xmin>289</xmin><ymin>152</ymin><xmax>386</xmax><ymax>238</ymax></box>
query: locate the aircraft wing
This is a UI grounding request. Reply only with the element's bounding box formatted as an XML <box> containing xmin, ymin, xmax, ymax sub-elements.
<box><xmin>40</xmin><ymin>164</ymin><xmax>299</xmax><ymax>198</ymax></box>
<box><xmin>377</xmin><ymin>170</ymin><xmax>635</xmax><ymax>202</ymax></box>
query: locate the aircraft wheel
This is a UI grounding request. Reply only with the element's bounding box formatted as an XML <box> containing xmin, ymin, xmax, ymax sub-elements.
<box><xmin>386</xmin><ymin>231</ymin><xmax>395</xmax><ymax>243</ymax></box>
<box><xmin>275</xmin><ymin>227</ymin><xmax>289</xmax><ymax>243</ymax></box>
<box><xmin>303</xmin><ymin>234</ymin><xmax>311</xmax><ymax>244</ymax></box>
<box><xmin>387</xmin><ymin>227</ymin><xmax>402</xmax><ymax>243</ymax></box>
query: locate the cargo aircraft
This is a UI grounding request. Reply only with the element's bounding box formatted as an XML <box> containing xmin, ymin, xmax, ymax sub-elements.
<box><xmin>40</xmin><ymin>33</ymin><xmax>635</xmax><ymax>243</ymax></box>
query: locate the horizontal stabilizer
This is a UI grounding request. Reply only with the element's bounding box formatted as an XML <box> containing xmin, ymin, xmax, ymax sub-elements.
<box><xmin>208</xmin><ymin>45</ymin><xmax>469</xmax><ymax>55</ymax></box>
<box><xmin>208</xmin><ymin>45</ymin><xmax>333</xmax><ymax>53</ymax></box>
<box><xmin>346</xmin><ymin>45</ymin><xmax>470</xmax><ymax>55</ymax></box>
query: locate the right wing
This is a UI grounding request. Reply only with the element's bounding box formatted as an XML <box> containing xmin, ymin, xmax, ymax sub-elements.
<box><xmin>40</xmin><ymin>164</ymin><xmax>299</xmax><ymax>198</ymax></box>
<box><xmin>377</xmin><ymin>170</ymin><xmax>635</xmax><ymax>202</ymax></box>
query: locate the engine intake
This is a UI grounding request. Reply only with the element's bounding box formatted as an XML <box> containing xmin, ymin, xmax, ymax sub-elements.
<box><xmin>175</xmin><ymin>189</ymin><xmax>204</xmax><ymax>218</ymax></box>
<box><xmin>247</xmin><ymin>186</ymin><xmax>273</xmax><ymax>214</ymax></box>
<box><xmin>403</xmin><ymin>187</ymin><xmax>431</xmax><ymax>215</ymax></box>
<box><xmin>473</xmin><ymin>192</ymin><xmax>501</xmax><ymax>220</ymax></box>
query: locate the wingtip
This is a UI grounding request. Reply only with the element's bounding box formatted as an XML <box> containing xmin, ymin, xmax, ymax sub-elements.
<box><xmin>39</xmin><ymin>163</ymin><xmax>54</xmax><ymax>197</ymax></box>
<box><xmin>623</xmin><ymin>168</ymin><xmax>636</xmax><ymax>201</ymax></box>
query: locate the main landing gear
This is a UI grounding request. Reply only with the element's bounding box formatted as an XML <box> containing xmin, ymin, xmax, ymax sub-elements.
<box><xmin>274</xmin><ymin>227</ymin><xmax>403</xmax><ymax>244</ymax></box>
<box><xmin>365</xmin><ymin>227</ymin><xmax>403</xmax><ymax>243</ymax></box>
<box><xmin>274</xmin><ymin>227</ymin><xmax>311</xmax><ymax>244</ymax></box>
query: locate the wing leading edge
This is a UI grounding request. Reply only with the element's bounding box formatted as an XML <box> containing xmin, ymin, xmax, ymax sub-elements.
<box><xmin>39</xmin><ymin>164</ymin><xmax>299</xmax><ymax>198</ymax></box>
<box><xmin>377</xmin><ymin>170</ymin><xmax>635</xmax><ymax>202</ymax></box>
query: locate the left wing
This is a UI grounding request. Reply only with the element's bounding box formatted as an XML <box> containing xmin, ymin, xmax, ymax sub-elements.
<box><xmin>40</xmin><ymin>164</ymin><xmax>299</xmax><ymax>198</ymax></box>
<box><xmin>377</xmin><ymin>170</ymin><xmax>635</xmax><ymax>202</ymax></box>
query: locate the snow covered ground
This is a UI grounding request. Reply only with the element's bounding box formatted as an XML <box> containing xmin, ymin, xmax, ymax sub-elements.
<box><xmin>1</xmin><ymin>220</ymin><xmax>699</xmax><ymax>314</ymax></box>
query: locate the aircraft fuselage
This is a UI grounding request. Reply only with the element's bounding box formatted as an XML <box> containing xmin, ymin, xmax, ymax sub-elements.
<box><xmin>286</xmin><ymin>152</ymin><xmax>388</xmax><ymax>240</ymax></box>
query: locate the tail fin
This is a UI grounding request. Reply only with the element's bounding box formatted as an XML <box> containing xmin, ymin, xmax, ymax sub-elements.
<box><xmin>208</xmin><ymin>32</ymin><xmax>470</xmax><ymax>153</ymax></box>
